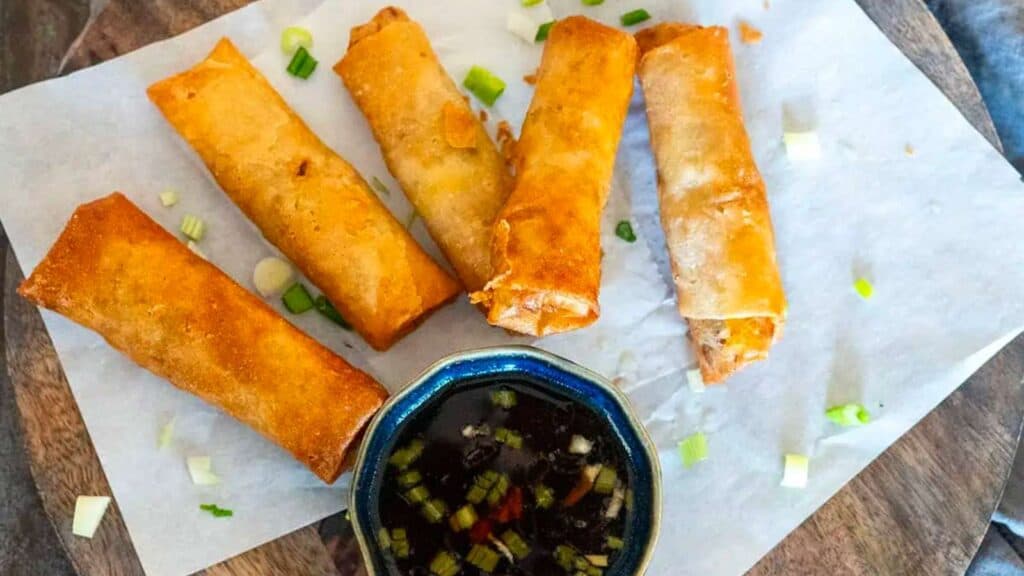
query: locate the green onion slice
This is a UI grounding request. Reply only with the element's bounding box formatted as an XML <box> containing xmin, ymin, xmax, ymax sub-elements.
<box><xmin>781</xmin><ymin>453</ymin><xmax>809</xmax><ymax>488</ymax></box>
<box><xmin>463</xmin><ymin>66</ymin><xmax>506</xmax><ymax>106</ymax></box>
<box><xmin>853</xmin><ymin>277</ymin><xmax>874</xmax><ymax>299</ymax></box>
<box><xmin>180</xmin><ymin>214</ymin><xmax>206</xmax><ymax>241</ymax></box>
<box><xmin>593</xmin><ymin>467</ymin><xmax>618</xmax><ymax>495</ymax></box>
<box><xmin>582</xmin><ymin>0</ymin><xmax>605</xmax><ymax>5</ymax></box>
<box><xmin>620</xmin><ymin>9</ymin><xmax>652</xmax><ymax>26</ymax></box>
<box><xmin>281</xmin><ymin>26</ymin><xmax>313</xmax><ymax>54</ymax></box>
<box><xmin>826</xmin><ymin>403</ymin><xmax>871</xmax><ymax>426</ymax></box>
<box><xmin>286</xmin><ymin>46</ymin><xmax>318</xmax><ymax>79</ymax></box>
<box><xmin>501</xmin><ymin>530</ymin><xmax>531</xmax><ymax>559</ymax></box>
<box><xmin>450</xmin><ymin>504</ymin><xmax>478</xmax><ymax>532</ymax></box>
<box><xmin>429</xmin><ymin>550</ymin><xmax>460</xmax><ymax>576</ymax></box>
<box><xmin>678</xmin><ymin>432</ymin><xmax>708</xmax><ymax>468</ymax></box>
<box><xmin>606</xmin><ymin>535</ymin><xmax>624</xmax><ymax>550</ymax></box>
<box><xmin>397</xmin><ymin>469</ymin><xmax>422</xmax><ymax>488</ymax></box>
<box><xmin>615</xmin><ymin>220</ymin><xmax>637</xmax><ymax>243</ymax></box>
<box><xmin>421</xmin><ymin>498</ymin><xmax>448</xmax><ymax>524</ymax></box>
<box><xmin>313</xmin><ymin>295</ymin><xmax>352</xmax><ymax>329</ymax></box>
<box><xmin>199</xmin><ymin>503</ymin><xmax>233</xmax><ymax>518</ymax></box>
<box><xmin>536</xmin><ymin>20</ymin><xmax>555</xmax><ymax>42</ymax></box>
<box><xmin>467</xmin><ymin>544</ymin><xmax>501</xmax><ymax>572</ymax></box>
<box><xmin>534</xmin><ymin>483</ymin><xmax>555</xmax><ymax>509</ymax></box>
<box><xmin>522</xmin><ymin>0</ymin><xmax>544</xmax><ymax>5</ymax></box>
<box><xmin>281</xmin><ymin>282</ymin><xmax>314</xmax><ymax>314</ymax></box>
<box><xmin>490</xmin><ymin>388</ymin><xmax>517</xmax><ymax>409</ymax></box>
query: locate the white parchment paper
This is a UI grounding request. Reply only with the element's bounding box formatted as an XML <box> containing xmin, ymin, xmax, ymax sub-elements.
<box><xmin>2</xmin><ymin>0</ymin><xmax>1023</xmax><ymax>574</ymax></box>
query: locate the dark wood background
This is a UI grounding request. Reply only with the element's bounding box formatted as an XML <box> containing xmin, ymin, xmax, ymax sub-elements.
<box><xmin>1</xmin><ymin>0</ymin><xmax>1021</xmax><ymax>575</ymax></box>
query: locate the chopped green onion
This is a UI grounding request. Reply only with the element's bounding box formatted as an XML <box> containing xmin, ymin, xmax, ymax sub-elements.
<box><xmin>450</xmin><ymin>504</ymin><xmax>478</xmax><ymax>532</ymax></box>
<box><xmin>490</xmin><ymin>389</ymin><xmax>517</xmax><ymax>409</ymax></box>
<box><xmin>391</xmin><ymin>528</ymin><xmax>407</xmax><ymax>541</ymax></box>
<box><xmin>371</xmin><ymin>176</ymin><xmax>390</xmax><ymax>196</ymax></box>
<box><xmin>686</xmin><ymin>368</ymin><xmax>706</xmax><ymax>393</ymax></box>
<box><xmin>72</xmin><ymin>496</ymin><xmax>111</xmax><ymax>538</ymax></box>
<box><xmin>158</xmin><ymin>417</ymin><xmax>175</xmax><ymax>449</ymax></box>
<box><xmin>281</xmin><ymin>26</ymin><xmax>313</xmax><ymax>54</ymax></box>
<box><xmin>467</xmin><ymin>485</ymin><xmax>489</xmax><ymax>504</ymax></box>
<box><xmin>390</xmin><ymin>528</ymin><xmax>410</xmax><ymax>558</ymax></box>
<box><xmin>314</xmin><ymin>295</ymin><xmax>352</xmax><ymax>329</ymax></box>
<box><xmin>826</xmin><ymin>403</ymin><xmax>871</xmax><ymax>426</ymax></box>
<box><xmin>397</xmin><ymin>469</ymin><xmax>423</xmax><ymax>488</ymax></box>
<box><xmin>405</xmin><ymin>485</ymin><xmax>430</xmax><ymax>504</ymax></box>
<box><xmin>853</xmin><ymin>277</ymin><xmax>874</xmax><ymax>299</ymax></box>
<box><xmin>429</xmin><ymin>550</ymin><xmax>460</xmax><ymax>576</ymax></box>
<box><xmin>199</xmin><ymin>503</ymin><xmax>233</xmax><ymax>518</ymax></box>
<box><xmin>536</xmin><ymin>21</ymin><xmax>555</xmax><ymax>42</ymax></box>
<box><xmin>501</xmin><ymin>530</ymin><xmax>531</xmax><ymax>559</ymax></box>
<box><xmin>781</xmin><ymin>453</ymin><xmax>809</xmax><ymax>488</ymax></box>
<box><xmin>574</xmin><ymin>556</ymin><xmax>592</xmax><ymax>571</ymax></box>
<box><xmin>421</xmin><ymin>498</ymin><xmax>448</xmax><ymax>524</ymax></box>
<box><xmin>186</xmin><ymin>456</ymin><xmax>220</xmax><ymax>486</ymax></box>
<box><xmin>585</xmin><ymin>555</ymin><xmax>609</xmax><ymax>568</ymax></box>
<box><xmin>494</xmin><ymin>427</ymin><xmax>524</xmax><ymax>449</ymax></box>
<box><xmin>678</xmin><ymin>432</ymin><xmax>708</xmax><ymax>468</ymax></box>
<box><xmin>582</xmin><ymin>0</ymin><xmax>605</xmax><ymax>5</ymax></box>
<box><xmin>625</xmin><ymin>489</ymin><xmax>634</xmax><ymax>512</ymax></box>
<box><xmin>615</xmin><ymin>220</ymin><xmax>637</xmax><ymax>243</ymax></box>
<box><xmin>467</xmin><ymin>544</ymin><xmax>501</xmax><ymax>572</ymax></box>
<box><xmin>620</xmin><ymin>9</ymin><xmax>652</xmax><ymax>26</ymax></box>
<box><xmin>593</xmin><ymin>467</ymin><xmax>618</xmax><ymax>495</ymax></box>
<box><xmin>487</xmin><ymin>473</ymin><xmax>511</xmax><ymax>506</ymax></box>
<box><xmin>463</xmin><ymin>66</ymin><xmax>506</xmax><ymax>107</ymax></box>
<box><xmin>388</xmin><ymin>439</ymin><xmax>425</xmax><ymax>470</ymax></box>
<box><xmin>469</xmin><ymin>470</ymin><xmax>500</xmax><ymax>503</ymax></box>
<box><xmin>606</xmin><ymin>536</ymin><xmax>624</xmax><ymax>550</ymax></box>
<box><xmin>286</xmin><ymin>46</ymin><xmax>318</xmax><ymax>79</ymax></box>
<box><xmin>159</xmin><ymin>189</ymin><xmax>179</xmax><ymax>207</ymax></box>
<box><xmin>180</xmin><ymin>214</ymin><xmax>206</xmax><ymax>241</ymax></box>
<box><xmin>377</xmin><ymin>527</ymin><xmax>392</xmax><ymax>551</ymax></box>
<box><xmin>522</xmin><ymin>0</ymin><xmax>544</xmax><ymax>5</ymax></box>
<box><xmin>534</xmin><ymin>483</ymin><xmax>555</xmax><ymax>509</ymax></box>
<box><xmin>585</xmin><ymin>566</ymin><xmax>604</xmax><ymax>576</ymax></box>
<box><xmin>281</xmin><ymin>282</ymin><xmax>314</xmax><ymax>314</ymax></box>
<box><xmin>554</xmin><ymin>545</ymin><xmax>578</xmax><ymax>570</ymax></box>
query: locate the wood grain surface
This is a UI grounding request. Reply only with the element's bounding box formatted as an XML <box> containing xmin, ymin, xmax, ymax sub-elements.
<box><xmin>1</xmin><ymin>0</ymin><xmax>1020</xmax><ymax>575</ymax></box>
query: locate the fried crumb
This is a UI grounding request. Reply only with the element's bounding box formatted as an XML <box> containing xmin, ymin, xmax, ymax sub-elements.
<box><xmin>523</xmin><ymin>72</ymin><xmax>538</xmax><ymax>86</ymax></box>
<box><xmin>496</xmin><ymin>120</ymin><xmax>517</xmax><ymax>166</ymax></box>
<box><xmin>739</xmin><ymin>21</ymin><xmax>763</xmax><ymax>44</ymax></box>
<box><xmin>479</xmin><ymin>109</ymin><xmax>489</xmax><ymax>123</ymax></box>
<box><xmin>904</xmin><ymin>143</ymin><xmax>916</xmax><ymax>157</ymax></box>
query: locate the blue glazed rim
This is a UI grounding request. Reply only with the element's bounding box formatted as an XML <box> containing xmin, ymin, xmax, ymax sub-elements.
<box><xmin>349</xmin><ymin>345</ymin><xmax>662</xmax><ymax>576</ymax></box>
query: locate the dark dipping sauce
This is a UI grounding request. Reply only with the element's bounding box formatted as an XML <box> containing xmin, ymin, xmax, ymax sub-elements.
<box><xmin>376</xmin><ymin>378</ymin><xmax>630</xmax><ymax>576</ymax></box>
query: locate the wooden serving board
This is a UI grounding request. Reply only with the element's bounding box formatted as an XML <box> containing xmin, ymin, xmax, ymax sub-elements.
<box><xmin>1</xmin><ymin>0</ymin><xmax>1018</xmax><ymax>574</ymax></box>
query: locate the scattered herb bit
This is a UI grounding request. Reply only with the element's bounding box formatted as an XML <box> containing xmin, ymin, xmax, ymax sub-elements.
<box><xmin>826</xmin><ymin>403</ymin><xmax>871</xmax><ymax>427</ymax></box>
<box><xmin>158</xmin><ymin>417</ymin><xmax>175</xmax><ymax>449</ymax></box>
<box><xmin>314</xmin><ymin>295</ymin><xmax>352</xmax><ymax>329</ymax></box>
<box><xmin>463</xmin><ymin>66</ymin><xmax>506</xmax><ymax>106</ymax></box>
<box><xmin>615</xmin><ymin>220</ymin><xmax>637</xmax><ymax>243</ymax></box>
<box><xmin>159</xmin><ymin>189</ymin><xmax>179</xmax><ymax>207</ymax></box>
<box><xmin>371</xmin><ymin>176</ymin><xmax>390</xmax><ymax>196</ymax></box>
<box><xmin>536</xmin><ymin>20</ymin><xmax>555</xmax><ymax>42</ymax></box>
<box><xmin>678</xmin><ymin>432</ymin><xmax>708</xmax><ymax>468</ymax></box>
<box><xmin>280</xmin><ymin>26</ymin><xmax>313</xmax><ymax>54</ymax></box>
<box><xmin>72</xmin><ymin>496</ymin><xmax>111</xmax><ymax>538</ymax></box>
<box><xmin>853</xmin><ymin>277</ymin><xmax>874</xmax><ymax>300</ymax></box>
<box><xmin>286</xmin><ymin>46</ymin><xmax>318</xmax><ymax>79</ymax></box>
<box><xmin>199</xmin><ymin>503</ymin><xmax>233</xmax><ymax>518</ymax></box>
<box><xmin>780</xmin><ymin>453</ymin><xmax>809</xmax><ymax>488</ymax></box>
<box><xmin>686</xmin><ymin>368</ymin><xmax>706</xmax><ymax>393</ymax></box>
<box><xmin>490</xmin><ymin>388</ymin><xmax>518</xmax><ymax>409</ymax></box>
<box><xmin>620</xmin><ymin>9</ymin><xmax>652</xmax><ymax>26</ymax></box>
<box><xmin>534</xmin><ymin>483</ymin><xmax>555</xmax><ymax>509</ymax></box>
<box><xmin>281</xmin><ymin>282</ymin><xmax>314</xmax><ymax>314</ymax></box>
<box><xmin>180</xmin><ymin>214</ymin><xmax>206</xmax><ymax>241</ymax></box>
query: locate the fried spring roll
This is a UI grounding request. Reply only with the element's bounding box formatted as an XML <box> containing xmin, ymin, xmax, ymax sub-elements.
<box><xmin>470</xmin><ymin>17</ymin><xmax>637</xmax><ymax>335</ymax></box>
<box><xmin>636</xmin><ymin>24</ymin><xmax>787</xmax><ymax>383</ymax></box>
<box><xmin>18</xmin><ymin>193</ymin><xmax>388</xmax><ymax>483</ymax></box>
<box><xmin>335</xmin><ymin>7</ymin><xmax>513</xmax><ymax>293</ymax></box>
<box><xmin>147</xmin><ymin>38</ymin><xmax>459</xmax><ymax>351</ymax></box>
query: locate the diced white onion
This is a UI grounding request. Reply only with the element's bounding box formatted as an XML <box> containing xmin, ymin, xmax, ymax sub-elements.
<box><xmin>158</xmin><ymin>417</ymin><xmax>175</xmax><ymax>449</ymax></box>
<box><xmin>686</xmin><ymin>368</ymin><xmax>705</xmax><ymax>393</ymax></box>
<box><xmin>780</xmin><ymin>453</ymin><xmax>809</xmax><ymax>488</ymax></box>
<box><xmin>507</xmin><ymin>12</ymin><xmax>538</xmax><ymax>43</ymax></box>
<box><xmin>569</xmin><ymin>434</ymin><xmax>593</xmax><ymax>455</ymax></box>
<box><xmin>187</xmin><ymin>456</ymin><xmax>221</xmax><ymax>486</ymax></box>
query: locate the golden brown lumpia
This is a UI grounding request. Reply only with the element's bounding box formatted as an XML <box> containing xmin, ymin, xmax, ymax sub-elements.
<box><xmin>18</xmin><ymin>193</ymin><xmax>388</xmax><ymax>483</ymax></box>
<box><xmin>335</xmin><ymin>7</ymin><xmax>513</xmax><ymax>293</ymax></box>
<box><xmin>636</xmin><ymin>24</ymin><xmax>786</xmax><ymax>383</ymax></box>
<box><xmin>147</xmin><ymin>38</ymin><xmax>460</xmax><ymax>351</ymax></box>
<box><xmin>470</xmin><ymin>17</ymin><xmax>637</xmax><ymax>335</ymax></box>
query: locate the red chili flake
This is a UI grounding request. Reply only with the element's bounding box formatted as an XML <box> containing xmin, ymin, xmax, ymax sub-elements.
<box><xmin>469</xmin><ymin>519</ymin><xmax>492</xmax><ymax>544</ymax></box>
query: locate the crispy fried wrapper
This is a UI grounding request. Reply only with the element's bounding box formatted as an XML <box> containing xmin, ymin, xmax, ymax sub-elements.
<box><xmin>147</xmin><ymin>38</ymin><xmax>459</xmax><ymax>351</ymax></box>
<box><xmin>18</xmin><ymin>193</ymin><xmax>388</xmax><ymax>483</ymax></box>
<box><xmin>470</xmin><ymin>17</ymin><xmax>637</xmax><ymax>336</ymax></box>
<box><xmin>637</xmin><ymin>24</ymin><xmax>787</xmax><ymax>383</ymax></box>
